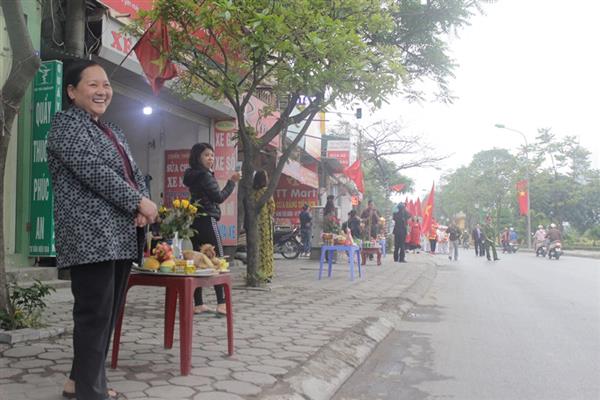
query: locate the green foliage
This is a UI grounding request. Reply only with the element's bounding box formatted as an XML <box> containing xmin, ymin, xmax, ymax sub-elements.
<box><xmin>0</xmin><ymin>280</ymin><xmax>56</xmax><ymax>330</ymax></box>
<box><xmin>439</xmin><ymin>132</ymin><xmax>600</xmax><ymax>240</ymax></box>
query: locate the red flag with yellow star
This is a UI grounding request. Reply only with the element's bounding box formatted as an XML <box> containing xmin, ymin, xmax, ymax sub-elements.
<box><xmin>516</xmin><ymin>179</ymin><xmax>529</xmax><ymax>216</ymax></box>
<box><xmin>133</xmin><ymin>19</ymin><xmax>178</xmax><ymax>95</ymax></box>
<box><xmin>421</xmin><ymin>183</ymin><xmax>435</xmax><ymax>234</ymax></box>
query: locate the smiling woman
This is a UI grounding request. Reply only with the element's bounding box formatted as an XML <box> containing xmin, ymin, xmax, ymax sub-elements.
<box><xmin>66</xmin><ymin>64</ymin><xmax>113</xmax><ymax>120</ymax></box>
<box><xmin>47</xmin><ymin>59</ymin><xmax>158</xmax><ymax>400</ymax></box>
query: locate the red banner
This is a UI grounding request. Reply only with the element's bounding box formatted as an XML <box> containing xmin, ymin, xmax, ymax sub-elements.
<box><xmin>213</xmin><ymin>121</ymin><xmax>239</xmax><ymax>246</ymax></box>
<box><xmin>274</xmin><ymin>175</ymin><xmax>319</xmax><ymax>225</ymax></box>
<box><xmin>163</xmin><ymin>150</ymin><xmax>190</xmax><ymax>207</ymax></box>
<box><xmin>516</xmin><ymin>179</ymin><xmax>529</xmax><ymax>216</ymax></box>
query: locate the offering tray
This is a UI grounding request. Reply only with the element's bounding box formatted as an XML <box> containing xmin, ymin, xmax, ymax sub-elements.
<box><xmin>133</xmin><ymin>266</ymin><xmax>216</xmax><ymax>277</ymax></box>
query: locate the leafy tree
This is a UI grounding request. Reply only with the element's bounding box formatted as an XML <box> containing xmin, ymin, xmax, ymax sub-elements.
<box><xmin>0</xmin><ymin>1</ymin><xmax>41</xmax><ymax>313</ymax></box>
<box><xmin>134</xmin><ymin>0</ymin><xmax>488</xmax><ymax>285</ymax></box>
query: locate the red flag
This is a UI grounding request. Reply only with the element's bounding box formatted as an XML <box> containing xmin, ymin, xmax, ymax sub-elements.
<box><xmin>415</xmin><ymin>197</ymin><xmax>422</xmax><ymax>219</ymax></box>
<box><xmin>516</xmin><ymin>179</ymin><xmax>529</xmax><ymax>216</ymax></box>
<box><xmin>390</xmin><ymin>183</ymin><xmax>405</xmax><ymax>192</ymax></box>
<box><xmin>343</xmin><ymin>160</ymin><xmax>364</xmax><ymax>193</ymax></box>
<box><xmin>421</xmin><ymin>183</ymin><xmax>435</xmax><ymax>234</ymax></box>
<box><xmin>133</xmin><ymin>19</ymin><xmax>178</xmax><ymax>95</ymax></box>
<box><xmin>408</xmin><ymin>199</ymin><xmax>416</xmax><ymax>216</ymax></box>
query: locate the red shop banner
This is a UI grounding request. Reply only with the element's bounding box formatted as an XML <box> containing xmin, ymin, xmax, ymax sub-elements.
<box><xmin>213</xmin><ymin>120</ymin><xmax>238</xmax><ymax>246</ymax></box>
<box><xmin>274</xmin><ymin>175</ymin><xmax>319</xmax><ymax>225</ymax></box>
<box><xmin>163</xmin><ymin>149</ymin><xmax>190</xmax><ymax>207</ymax></box>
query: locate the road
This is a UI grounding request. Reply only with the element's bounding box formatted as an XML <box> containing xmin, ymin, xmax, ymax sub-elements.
<box><xmin>332</xmin><ymin>251</ymin><xmax>600</xmax><ymax>400</ymax></box>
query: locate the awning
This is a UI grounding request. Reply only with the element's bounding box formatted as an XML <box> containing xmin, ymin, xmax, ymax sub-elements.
<box><xmin>281</xmin><ymin>159</ymin><xmax>319</xmax><ymax>188</ymax></box>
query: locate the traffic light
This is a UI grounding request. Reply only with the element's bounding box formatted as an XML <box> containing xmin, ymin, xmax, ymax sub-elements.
<box><xmin>355</xmin><ymin>108</ymin><xmax>362</xmax><ymax>119</ymax></box>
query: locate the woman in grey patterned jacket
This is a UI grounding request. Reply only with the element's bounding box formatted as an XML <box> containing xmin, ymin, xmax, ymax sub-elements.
<box><xmin>47</xmin><ymin>60</ymin><xmax>158</xmax><ymax>400</ymax></box>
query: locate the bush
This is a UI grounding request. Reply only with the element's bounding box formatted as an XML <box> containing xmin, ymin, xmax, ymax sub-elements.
<box><xmin>0</xmin><ymin>280</ymin><xmax>56</xmax><ymax>330</ymax></box>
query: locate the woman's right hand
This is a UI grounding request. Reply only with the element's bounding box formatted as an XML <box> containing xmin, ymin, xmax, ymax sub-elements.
<box><xmin>138</xmin><ymin>197</ymin><xmax>158</xmax><ymax>223</ymax></box>
<box><xmin>230</xmin><ymin>171</ymin><xmax>241</xmax><ymax>183</ymax></box>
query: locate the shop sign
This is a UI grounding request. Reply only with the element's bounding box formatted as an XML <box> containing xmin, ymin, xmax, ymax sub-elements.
<box><xmin>274</xmin><ymin>175</ymin><xmax>319</xmax><ymax>225</ymax></box>
<box><xmin>30</xmin><ymin>61</ymin><xmax>62</xmax><ymax>257</ymax></box>
<box><xmin>326</xmin><ymin>139</ymin><xmax>351</xmax><ymax>167</ymax></box>
<box><xmin>245</xmin><ymin>96</ymin><xmax>280</xmax><ymax>148</ymax></box>
<box><xmin>163</xmin><ymin>150</ymin><xmax>190</xmax><ymax>207</ymax></box>
<box><xmin>97</xmin><ymin>0</ymin><xmax>151</xmax><ymax>19</ymax></box>
<box><xmin>213</xmin><ymin>121</ymin><xmax>238</xmax><ymax>245</ymax></box>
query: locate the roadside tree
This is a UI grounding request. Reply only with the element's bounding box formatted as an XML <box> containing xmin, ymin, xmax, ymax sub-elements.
<box><xmin>134</xmin><ymin>0</ymin><xmax>490</xmax><ymax>285</ymax></box>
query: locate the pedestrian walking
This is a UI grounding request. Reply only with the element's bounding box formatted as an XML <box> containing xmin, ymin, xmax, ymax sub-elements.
<box><xmin>184</xmin><ymin>142</ymin><xmax>240</xmax><ymax>315</ymax></box>
<box><xmin>299</xmin><ymin>204</ymin><xmax>312</xmax><ymax>256</ymax></box>
<box><xmin>428</xmin><ymin>220</ymin><xmax>439</xmax><ymax>254</ymax></box>
<box><xmin>472</xmin><ymin>224</ymin><xmax>485</xmax><ymax>256</ymax></box>
<box><xmin>407</xmin><ymin>216</ymin><xmax>422</xmax><ymax>252</ymax></box>
<box><xmin>253</xmin><ymin>171</ymin><xmax>275</xmax><ymax>281</ymax></box>
<box><xmin>48</xmin><ymin>60</ymin><xmax>158</xmax><ymax>400</ymax></box>
<box><xmin>446</xmin><ymin>222</ymin><xmax>461</xmax><ymax>261</ymax></box>
<box><xmin>483</xmin><ymin>215</ymin><xmax>500</xmax><ymax>261</ymax></box>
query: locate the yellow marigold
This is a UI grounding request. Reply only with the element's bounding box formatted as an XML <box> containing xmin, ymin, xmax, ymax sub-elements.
<box><xmin>190</xmin><ymin>206</ymin><xmax>198</xmax><ymax>214</ymax></box>
<box><xmin>181</xmin><ymin>199</ymin><xmax>190</xmax><ymax>209</ymax></box>
<box><xmin>173</xmin><ymin>199</ymin><xmax>181</xmax><ymax>208</ymax></box>
<box><xmin>159</xmin><ymin>206</ymin><xmax>167</xmax><ymax>214</ymax></box>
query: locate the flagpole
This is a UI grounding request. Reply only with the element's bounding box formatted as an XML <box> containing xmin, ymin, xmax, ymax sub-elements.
<box><xmin>109</xmin><ymin>17</ymin><xmax>159</xmax><ymax>80</ymax></box>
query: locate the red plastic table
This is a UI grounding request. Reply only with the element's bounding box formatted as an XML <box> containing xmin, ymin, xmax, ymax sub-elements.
<box><xmin>110</xmin><ymin>272</ymin><xmax>233</xmax><ymax>376</ymax></box>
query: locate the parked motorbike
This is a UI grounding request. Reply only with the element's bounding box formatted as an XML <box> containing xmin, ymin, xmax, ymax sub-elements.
<box><xmin>274</xmin><ymin>227</ymin><xmax>302</xmax><ymax>259</ymax></box>
<box><xmin>547</xmin><ymin>240</ymin><xmax>562</xmax><ymax>260</ymax></box>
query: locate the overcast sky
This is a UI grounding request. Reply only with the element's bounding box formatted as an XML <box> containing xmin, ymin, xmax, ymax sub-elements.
<box><xmin>355</xmin><ymin>0</ymin><xmax>600</xmax><ymax>198</ymax></box>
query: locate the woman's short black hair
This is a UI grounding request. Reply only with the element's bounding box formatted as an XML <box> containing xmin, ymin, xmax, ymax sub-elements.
<box><xmin>253</xmin><ymin>170</ymin><xmax>268</xmax><ymax>190</ymax></box>
<box><xmin>189</xmin><ymin>142</ymin><xmax>214</xmax><ymax>169</ymax></box>
<box><xmin>64</xmin><ymin>59</ymin><xmax>102</xmax><ymax>104</ymax></box>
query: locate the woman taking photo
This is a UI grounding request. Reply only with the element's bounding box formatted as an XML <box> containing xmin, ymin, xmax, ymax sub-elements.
<box><xmin>184</xmin><ymin>143</ymin><xmax>240</xmax><ymax>315</ymax></box>
<box><xmin>48</xmin><ymin>60</ymin><xmax>157</xmax><ymax>400</ymax></box>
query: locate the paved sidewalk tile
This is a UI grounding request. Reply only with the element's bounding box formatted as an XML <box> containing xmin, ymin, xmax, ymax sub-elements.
<box><xmin>0</xmin><ymin>253</ymin><xmax>436</xmax><ymax>399</ymax></box>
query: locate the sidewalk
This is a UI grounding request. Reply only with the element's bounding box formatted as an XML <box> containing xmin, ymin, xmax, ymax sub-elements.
<box><xmin>0</xmin><ymin>252</ymin><xmax>438</xmax><ymax>400</ymax></box>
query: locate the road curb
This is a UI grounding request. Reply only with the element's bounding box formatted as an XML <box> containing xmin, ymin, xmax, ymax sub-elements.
<box><xmin>258</xmin><ymin>260</ymin><xmax>438</xmax><ymax>400</ymax></box>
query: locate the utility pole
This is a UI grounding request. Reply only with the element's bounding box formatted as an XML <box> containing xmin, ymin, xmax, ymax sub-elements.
<box><xmin>495</xmin><ymin>124</ymin><xmax>532</xmax><ymax>249</ymax></box>
<box><xmin>65</xmin><ymin>0</ymin><xmax>86</xmax><ymax>57</ymax></box>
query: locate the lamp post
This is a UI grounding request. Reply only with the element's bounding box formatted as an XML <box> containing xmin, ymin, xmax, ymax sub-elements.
<box><xmin>494</xmin><ymin>124</ymin><xmax>532</xmax><ymax>249</ymax></box>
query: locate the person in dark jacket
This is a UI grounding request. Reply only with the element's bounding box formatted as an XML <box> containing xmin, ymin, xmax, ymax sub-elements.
<box><xmin>299</xmin><ymin>204</ymin><xmax>312</xmax><ymax>256</ymax></box>
<box><xmin>471</xmin><ymin>224</ymin><xmax>485</xmax><ymax>257</ymax></box>
<box><xmin>48</xmin><ymin>60</ymin><xmax>158</xmax><ymax>400</ymax></box>
<box><xmin>343</xmin><ymin>209</ymin><xmax>362</xmax><ymax>239</ymax></box>
<box><xmin>184</xmin><ymin>143</ymin><xmax>240</xmax><ymax>315</ymax></box>
<box><xmin>393</xmin><ymin>203</ymin><xmax>411</xmax><ymax>262</ymax></box>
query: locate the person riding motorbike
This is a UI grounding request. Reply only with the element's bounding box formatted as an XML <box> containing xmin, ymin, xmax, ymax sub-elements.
<box><xmin>534</xmin><ymin>225</ymin><xmax>547</xmax><ymax>252</ymax></box>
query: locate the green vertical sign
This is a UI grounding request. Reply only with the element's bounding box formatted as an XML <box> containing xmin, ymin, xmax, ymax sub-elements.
<box><xmin>29</xmin><ymin>60</ymin><xmax>62</xmax><ymax>257</ymax></box>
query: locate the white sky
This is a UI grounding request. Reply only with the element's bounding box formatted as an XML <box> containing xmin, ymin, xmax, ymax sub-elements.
<box><xmin>353</xmin><ymin>0</ymin><xmax>600</xmax><ymax>197</ymax></box>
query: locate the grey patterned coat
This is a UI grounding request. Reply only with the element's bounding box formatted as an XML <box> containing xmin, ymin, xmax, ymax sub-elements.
<box><xmin>47</xmin><ymin>106</ymin><xmax>149</xmax><ymax>269</ymax></box>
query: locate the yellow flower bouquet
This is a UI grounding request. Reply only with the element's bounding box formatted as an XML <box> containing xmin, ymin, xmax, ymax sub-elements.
<box><xmin>158</xmin><ymin>198</ymin><xmax>198</xmax><ymax>240</ymax></box>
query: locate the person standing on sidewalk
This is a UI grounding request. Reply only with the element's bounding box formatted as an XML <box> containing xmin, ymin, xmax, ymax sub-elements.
<box><xmin>253</xmin><ymin>171</ymin><xmax>275</xmax><ymax>281</ymax></box>
<box><xmin>446</xmin><ymin>222</ymin><xmax>461</xmax><ymax>261</ymax></box>
<box><xmin>393</xmin><ymin>203</ymin><xmax>410</xmax><ymax>262</ymax></box>
<box><xmin>483</xmin><ymin>215</ymin><xmax>500</xmax><ymax>261</ymax></box>
<box><xmin>48</xmin><ymin>60</ymin><xmax>158</xmax><ymax>400</ymax></box>
<box><xmin>299</xmin><ymin>204</ymin><xmax>312</xmax><ymax>256</ymax></box>
<box><xmin>184</xmin><ymin>142</ymin><xmax>240</xmax><ymax>315</ymax></box>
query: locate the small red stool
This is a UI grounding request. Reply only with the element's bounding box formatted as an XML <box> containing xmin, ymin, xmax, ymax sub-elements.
<box><xmin>361</xmin><ymin>247</ymin><xmax>382</xmax><ymax>266</ymax></box>
<box><xmin>111</xmin><ymin>272</ymin><xmax>233</xmax><ymax>375</ymax></box>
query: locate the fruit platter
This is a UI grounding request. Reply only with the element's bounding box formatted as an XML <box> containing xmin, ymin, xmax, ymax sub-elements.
<box><xmin>137</xmin><ymin>242</ymin><xmax>230</xmax><ymax>276</ymax></box>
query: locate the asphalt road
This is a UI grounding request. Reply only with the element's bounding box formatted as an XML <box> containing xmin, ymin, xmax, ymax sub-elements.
<box><xmin>332</xmin><ymin>250</ymin><xmax>600</xmax><ymax>400</ymax></box>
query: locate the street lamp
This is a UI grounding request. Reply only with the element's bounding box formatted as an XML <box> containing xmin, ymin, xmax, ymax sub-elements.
<box><xmin>494</xmin><ymin>123</ymin><xmax>532</xmax><ymax>249</ymax></box>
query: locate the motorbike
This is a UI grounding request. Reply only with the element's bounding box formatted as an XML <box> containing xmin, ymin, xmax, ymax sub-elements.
<box><xmin>547</xmin><ymin>240</ymin><xmax>562</xmax><ymax>260</ymax></box>
<box><xmin>506</xmin><ymin>241</ymin><xmax>519</xmax><ymax>253</ymax></box>
<box><xmin>535</xmin><ymin>242</ymin><xmax>547</xmax><ymax>257</ymax></box>
<box><xmin>273</xmin><ymin>226</ymin><xmax>302</xmax><ymax>259</ymax></box>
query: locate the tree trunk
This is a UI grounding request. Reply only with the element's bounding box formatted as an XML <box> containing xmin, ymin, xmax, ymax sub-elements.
<box><xmin>240</xmin><ymin>145</ymin><xmax>261</xmax><ymax>286</ymax></box>
<box><xmin>0</xmin><ymin>0</ymin><xmax>42</xmax><ymax>312</ymax></box>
